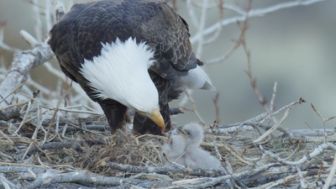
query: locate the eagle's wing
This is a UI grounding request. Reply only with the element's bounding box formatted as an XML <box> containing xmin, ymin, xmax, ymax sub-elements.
<box><xmin>137</xmin><ymin>2</ymin><xmax>199</xmax><ymax>79</ymax></box>
<box><xmin>49</xmin><ymin>1</ymin><xmax>198</xmax><ymax>83</ymax></box>
<box><xmin>49</xmin><ymin>1</ymin><xmax>124</xmax><ymax>84</ymax></box>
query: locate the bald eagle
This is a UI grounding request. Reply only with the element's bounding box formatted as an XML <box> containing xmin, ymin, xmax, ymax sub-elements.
<box><xmin>48</xmin><ymin>0</ymin><xmax>213</xmax><ymax>134</ymax></box>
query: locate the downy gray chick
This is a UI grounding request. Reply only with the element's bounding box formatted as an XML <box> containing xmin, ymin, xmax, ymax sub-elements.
<box><xmin>162</xmin><ymin>122</ymin><xmax>223</xmax><ymax>170</ymax></box>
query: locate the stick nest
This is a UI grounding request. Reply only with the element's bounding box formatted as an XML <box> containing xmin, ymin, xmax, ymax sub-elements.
<box><xmin>0</xmin><ymin>98</ymin><xmax>336</xmax><ymax>189</ymax></box>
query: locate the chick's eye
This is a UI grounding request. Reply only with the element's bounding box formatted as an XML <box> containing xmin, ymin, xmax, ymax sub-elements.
<box><xmin>177</xmin><ymin>128</ymin><xmax>184</xmax><ymax>134</ymax></box>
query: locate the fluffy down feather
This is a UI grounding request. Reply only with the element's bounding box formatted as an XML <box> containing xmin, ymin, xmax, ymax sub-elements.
<box><xmin>162</xmin><ymin>123</ymin><xmax>223</xmax><ymax>170</ymax></box>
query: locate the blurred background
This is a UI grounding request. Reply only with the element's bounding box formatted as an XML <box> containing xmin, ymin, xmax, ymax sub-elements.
<box><xmin>0</xmin><ymin>0</ymin><xmax>335</xmax><ymax>129</ymax></box>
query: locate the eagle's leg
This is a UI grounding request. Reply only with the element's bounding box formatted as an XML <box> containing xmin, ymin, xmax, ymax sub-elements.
<box><xmin>133</xmin><ymin>77</ymin><xmax>171</xmax><ymax>135</ymax></box>
<box><xmin>98</xmin><ymin>99</ymin><xmax>127</xmax><ymax>133</ymax></box>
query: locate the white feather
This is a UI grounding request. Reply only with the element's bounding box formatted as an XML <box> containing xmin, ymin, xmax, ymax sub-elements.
<box><xmin>162</xmin><ymin>123</ymin><xmax>223</xmax><ymax>170</ymax></box>
<box><xmin>180</xmin><ymin>65</ymin><xmax>215</xmax><ymax>91</ymax></box>
<box><xmin>80</xmin><ymin>37</ymin><xmax>159</xmax><ymax>112</ymax></box>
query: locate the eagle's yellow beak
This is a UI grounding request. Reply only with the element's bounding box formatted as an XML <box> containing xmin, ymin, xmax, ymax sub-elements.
<box><xmin>148</xmin><ymin>109</ymin><xmax>165</xmax><ymax>132</ymax></box>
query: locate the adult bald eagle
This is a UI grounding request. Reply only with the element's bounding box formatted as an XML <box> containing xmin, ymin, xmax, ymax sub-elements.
<box><xmin>49</xmin><ymin>0</ymin><xmax>213</xmax><ymax>134</ymax></box>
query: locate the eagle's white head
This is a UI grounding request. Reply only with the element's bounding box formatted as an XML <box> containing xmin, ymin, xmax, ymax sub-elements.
<box><xmin>80</xmin><ymin>37</ymin><xmax>165</xmax><ymax>130</ymax></box>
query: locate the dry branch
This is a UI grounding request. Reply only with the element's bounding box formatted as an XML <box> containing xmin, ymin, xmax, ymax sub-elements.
<box><xmin>0</xmin><ymin>43</ymin><xmax>53</xmax><ymax>108</ymax></box>
<box><xmin>0</xmin><ymin>97</ymin><xmax>334</xmax><ymax>188</ymax></box>
<box><xmin>215</xmin><ymin>97</ymin><xmax>305</xmax><ymax>135</ymax></box>
<box><xmin>27</xmin><ymin>170</ymin><xmax>138</xmax><ymax>189</ymax></box>
<box><xmin>169</xmin><ymin>163</ymin><xmax>279</xmax><ymax>189</ymax></box>
<box><xmin>262</xmin><ymin>143</ymin><xmax>336</xmax><ymax>166</ymax></box>
<box><xmin>191</xmin><ymin>0</ymin><xmax>330</xmax><ymax>44</ymax></box>
<box><xmin>108</xmin><ymin>162</ymin><xmax>226</xmax><ymax>177</ymax></box>
<box><xmin>323</xmin><ymin>152</ymin><xmax>336</xmax><ymax>189</ymax></box>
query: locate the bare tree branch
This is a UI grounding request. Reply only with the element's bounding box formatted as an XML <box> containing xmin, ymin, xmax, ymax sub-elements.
<box><xmin>323</xmin><ymin>152</ymin><xmax>336</xmax><ymax>189</ymax></box>
<box><xmin>191</xmin><ymin>0</ymin><xmax>329</xmax><ymax>44</ymax></box>
<box><xmin>0</xmin><ymin>43</ymin><xmax>53</xmax><ymax>108</ymax></box>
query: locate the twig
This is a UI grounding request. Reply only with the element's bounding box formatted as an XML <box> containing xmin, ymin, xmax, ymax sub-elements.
<box><xmin>296</xmin><ymin>166</ymin><xmax>307</xmax><ymax>188</ymax></box>
<box><xmin>27</xmin><ymin>170</ymin><xmax>140</xmax><ymax>189</ymax></box>
<box><xmin>14</xmin><ymin>101</ymin><xmax>32</xmax><ymax>135</ymax></box>
<box><xmin>238</xmin><ymin>1</ymin><xmax>269</xmax><ymax>109</ymax></box>
<box><xmin>212</xmin><ymin>92</ymin><xmax>220</xmax><ymax>125</ymax></box>
<box><xmin>207</xmin><ymin>3</ymin><xmax>250</xmax><ymax>65</ymax></box>
<box><xmin>20</xmin><ymin>30</ymin><xmax>39</xmax><ymax>47</ymax></box>
<box><xmin>220</xmin><ymin>143</ymin><xmax>253</xmax><ymax>165</ymax></box>
<box><xmin>289</xmin><ymin>129</ymin><xmax>336</xmax><ymax>142</ymax></box>
<box><xmin>0</xmin><ymin>43</ymin><xmax>53</xmax><ymax>108</ymax></box>
<box><xmin>108</xmin><ymin>162</ymin><xmax>226</xmax><ymax>177</ymax></box>
<box><xmin>222</xmin><ymin>4</ymin><xmax>245</xmax><ymax>15</ymax></box>
<box><xmin>27</xmin><ymin>139</ymin><xmax>106</xmax><ymax>155</ymax></box>
<box><xmin>168</xmin><ymin>163</ymin><xmax>279</xmax><ymax>189</ymax></box>
<box><xmin>0</xmin><ymin>164</ymin><xmax>143</xmax><ymax>188</ymax></box>
<box><xmin>250</xmin><ymin>174</ymin><xmax>299</xmax><ymax>189</ymax></box>
<box><xmin>253</xmin><ymin>108</ymin><xmax>290</xmax><ymax>144</ymax></box>
<box><xmin>323</xmin><ymin>152</ymin><xmax>336</xmax><ymax>189</ymax></box>
<box><xmin>262</xmin><ymin>143</ymin><xmax>336</xmax><ymax>165</ymax></box>
<box><xmin>0</xmin><ymin>84</ymin><xmax>24</xmax><ymax>106</ymax></box>
<box><xmin>0</xmin><ymin>173</ymin><xmax>19</xmax><ymax>189</ymax></box>
<box><xmin>269</xmin><ymin>82</ymin><xmax>278</xmax><ymax>112</ymax></box>
<box><xmin>217</xmin><ymin>98</ymin><xmax>305</xmax><ymax>134</ymax></box>
<box><xmin>45</xmin><ymin>0</ymin><xmax>53</xmax><ymax>32</ymax></box>
<box><xmin>0</xmin><ymin>163</ymin><xmax>48</xmax><ymax>174</ymax></box>
<box><xmin>184</xmin><ymin>90</ymin><xmax>206</xmax><ymax>125</ymax></box>
<box><xmin>41</xmin><ymin>106</ymin><xmax>101</xmax><ymax>115</ymax></box>
<box><xmin>195</xmin><ymin>0</ymin><xmax>209</xmax><ymax>58</ymax></box>
<box><xmin>186</xmin><ymin>0</ymin><xmax>199</xmax><ymax>27</ymax></box>
<box><xmin>191</xmin><ymin>0</ymin><xmax>330</xmax><ymax>44</ymax></box>
<box><xmin>32</xmin><ymin>0</ymin><xmax>43</xmax><ymax>41</ymax></box>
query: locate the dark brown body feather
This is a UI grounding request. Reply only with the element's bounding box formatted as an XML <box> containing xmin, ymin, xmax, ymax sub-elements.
<box><xmin>49</xmin><ymin>0</ymin><xmax>200</xmax><ymax>134</ymax></box>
